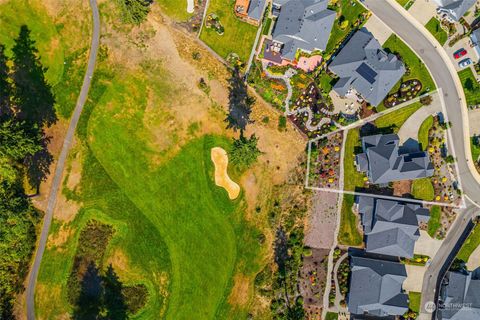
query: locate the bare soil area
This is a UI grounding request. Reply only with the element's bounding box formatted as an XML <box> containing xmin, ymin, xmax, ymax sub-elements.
<box><xmin>305</xmin><ymin>191</ymin><xmax>338</xmax><ymax>249</ymax></box>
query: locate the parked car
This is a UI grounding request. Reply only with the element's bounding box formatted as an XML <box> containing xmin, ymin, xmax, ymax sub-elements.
<box><xmin>458</xmin><ymin>58</ymin><xmax>472</xmax><ymax>68</ymax></box>
<box><xmin>453</xmin><ymin>48</ymin><xmax>467</xmax><ymax>59</ymax></box>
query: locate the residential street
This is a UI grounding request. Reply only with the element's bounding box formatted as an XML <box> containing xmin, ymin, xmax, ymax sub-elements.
<box><xmin>363</xmin><ymin>0</ymin><xmax>480</xmax><ymax>318</ymax></box>
<box><xmin>25</xmin><ymin>0</ymin><xmax>100</xmax><ymax>319</ymax></box>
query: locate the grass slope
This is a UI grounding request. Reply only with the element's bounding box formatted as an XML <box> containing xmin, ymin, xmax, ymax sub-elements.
<box><xmin>86</xmin><ymin>72</ymin><xmax>261</xmax><ymax>319</ymax></box>
<box><xmin>472</xmin><ymin>137</ymin><xmax>480</xmax><ymax>162</ymax></box>
<box><xmin>383</xmin><ymin>35</ymin><xmax>436</xmax><ymax>94</ymax></box>
<box><xmin>200</xmin><ymin>0</ymin><xmax>258</xmax><ymax>62</ymax></box>
<box><xmin>428</xmin><ymin>205</ymin><xmax>441</xmax><ymax>238</ymax></box>
<box><xmin>425</xmin><ymin>18</ymin><xmax>448</xmax><ymax>46</ymax></box>
<box><xmin>375</xmin><ymin>102</ymin><xmax>423</xmax><ymax>132</ymax></box>
<box><xmin>409</xmin><ymin>292</ymin><xmax>421</xmax><ymax>313</ymax></box>
<box><xmin>458</xmin><ymin>223</ymin><xmax>480</xmax><ymax>262</ymax></box>
<box><xmin>411</xmin><ymin>178</ymin><xmax>435</xmax><ymax>201</ymax></box>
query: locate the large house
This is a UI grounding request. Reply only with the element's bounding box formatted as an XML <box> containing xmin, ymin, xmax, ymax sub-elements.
<box><xmin>348</xmin><ymin>256</ymin><xmax>409</xmax><ymax>317</ymax></box>
<box><xmin>471</xmin><ymin>28</ymin><xmax>480</xmax><ymax>60</ymax></box>
<box><xmin>266</xmin><ymin>0</ymin><xmax>336</xmax><ymax>63</ymax></box>
<box><xmin>329</xmin><ymin>28</ymin><xmax>405</xmax><ymax>107</ymax></box>
<box><xmin>433</xmin><ymin>0</ymin><xmax>476</xmax><ymax>22</ymax></box>
<box><xmin>438</xmin><ymin>270</ymin><xmax>480</xmax><ymax>319</ymax></box>
<box><xmin>356</xmin><ymin>134</ymin><xmax>434</xmax><ymax>184</ymax></box>
<box><xmin>356</xmin><ymin>196</ymin><xmax>430</xmax><ymax>258</ymax></box>
<box><xmin>234</xmin><ymin>0</ymin><xmax>267</xmax><ymax>26</ymax></box>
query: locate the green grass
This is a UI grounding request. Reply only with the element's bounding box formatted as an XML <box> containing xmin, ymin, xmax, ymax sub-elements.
<box><xmin>396</xmin><ymin>0</ymin><xmax>415</xmax><ymax>9</ymax></box>
<box><xmin>325</xmin><ymin>0</ymin><xmax>367</xmax><ymax>55</ymax></box>
<box><xmin>326</xmin><ymin>312</ymin><xmax>339</xmax><ymax>320</ymax></box>
<box><xmin>383</xmin><ymin>34</ymin><xmax>436</xmax><ymax>94</ymax></box>
<box><xmin>457</xmin><ymin>223</ymin><xmax>480</xmax><ymax>262</ymax></box>
<box><xmin>409</xmin><ymin>292</ymin><xmax>421</xmax><ymax>313</ymax></box>
<box><xmin>343</xmin><ymin>128</ymin><xmax>367</xmax><ymax>191</ymax></box>
<box><xmin>200</xmin><ymin>0</ymin><xmax>258</xmax><ymax>62</ymax></box>
<box><xmin>262</xmin><ymin>17</ymin><xmax>272</xmax><ymax>35</ymax></box>
<box><xmin>338</xmin><ymin>194</ymin><xmax>363</xmax><ymax>246</ymax></box>
<box><xmin>428</xmin><ymin>205</ymin><xmax>442</xmax><ymax>238</ymax></box>
<box><xmin>157</xmin><ymin>0</ymin><xmax>194</xmax><ymax>21</ymax></box>
<box><xmin>458</xmin><ymin>68</ymin><xmax>480</xmax><ymax>106</ymax></box>
<box><xmin>411</xmin><ymin>178</ymin><xmax>435</xmax><ymax>201</ymax></box>
<box><xmin>425</xmin><ymin>18</ymin><xmax>448</xmax><ymax>46</ymax></box>
<box><xmin>318</xmin><ymin>72</ymin><xmax>335</xmax><ymax>94</ymax></box>
<box><xmin>375</xmin><ymin>102</ymin><xmax>423</xmax><ymax>132</ymax></box>
<box><xmin>472</xmin><ymin>137</ymin><xmax>480</xmax><ymax>162</ymax></box>
<box><xmin>418</xmin><ymin>115</ymin><xmax>434</xmax><ymax>150</ymax></box>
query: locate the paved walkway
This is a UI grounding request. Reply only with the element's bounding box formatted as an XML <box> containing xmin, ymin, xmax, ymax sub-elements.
<box><xmin>397</xmin><ymin>93</ymin><xmax>442</xmax><ymax>145</ymax></box>
<box><xmin>25</xmin><ymin>0</ymin><xmax>100</xmax><ymax>319</ymax></box>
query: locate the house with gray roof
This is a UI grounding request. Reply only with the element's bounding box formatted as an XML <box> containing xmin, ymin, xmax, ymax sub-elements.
<box><xmin>433</xmin><ymin>0</ymin><xmax>476</xmax><ymax>22</ymax></box>
<box><xmin>356</xmin><ymin>134</ymin><xmax>434</xmax><ymax>184</ymax></box>
<box><xmin>356</xmin><ymin>196</ymin><xmax>430</xmax><ymax>258</ymax></box>
<box><xmin>471</xmin><ymin>28</ymin><xmax>480</xmax><ymax>61</ymax></box>
<box><xmin>234</xmin><ymin>0</ymin><xmax>267</xmax><ymax>26</ymax></box>
<box><xmin>438</xmin><ymin>270</ymin><xmax>480</xmax><ymax>319</ymax></box>
<box><xmin>328</xmin><ymin>28</ymin><xmax>405</xmax><ymax>107</ymax></box>
<box><xmin>269</xmin><ymin>0</ymin><xmax>335</xmax><ymax>61</ymax></box>
<box><xmin>348</xmin><ymin>256</ymin><xmax>409</xmax><ymax>317</ymax></box>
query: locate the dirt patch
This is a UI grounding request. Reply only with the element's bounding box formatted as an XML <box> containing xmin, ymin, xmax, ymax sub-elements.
<box><xmin>106</xmin><ymin>249</ymin><xmax>129</xmax><ymax>273</ymax></box>
<box><xmin>211</xmin><ymin>147</ymin><xmax>240</xmax><ymax>199</ymax></box>
<box><xmin>53</xmin><ymin>193</ymin><xmax>81</xmax><ymax>222</ymax></box>
<box><xmin>393</xmin><ymin>180</ymin><xmax>412</xmax><ymax>197</ymax></box>
<box><xmin>305</xmin><ymin>191</ymin><xmax>338</xmax><ymax>249</ymax></box>
<box><xmin>47</xmin><ymin>224</ymin><xmax>73</xmax><ymax>250</ymax></box>
<box><xmin>228</xmin><ymin>273</ymin><xmax>251</xmax><ymax>307</ymax></box>
<box><xmin>66</xmin><ymin>151</ymin><xmax>82</xmax><ymax>190</ymax></box>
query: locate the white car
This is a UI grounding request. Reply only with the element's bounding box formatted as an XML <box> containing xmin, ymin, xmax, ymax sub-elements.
<box><xmin>458</xmin><ymin>58</ymin><xmax>472</xmax><ymax>68</ymax></box>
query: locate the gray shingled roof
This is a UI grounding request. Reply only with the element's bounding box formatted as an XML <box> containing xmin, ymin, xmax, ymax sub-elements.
<box><xmin>357</xmin><ymin>197</ymin><xmax>430</xmax><ymax>258</ymax></box>
<box><xmin>348</xmin><ymin>256</ymin><xmax>409</xmax><ymax>317</ymax></box>
<box><xmin>439</xmin><ymin>271</ymin><xmax>480</xmax><ymax>319</ymax></box>
<box><xmin>247</xmin><ymin>0</ymin><xmax>267</xmax><ymax>21</ymax></box>
<box><xmin>471</xmin><ymin>29</ymin><xmax>480</xmax><ymax>58</ymax></box>
<box><xmin>328</xmin><ymin>28</ymin><xmax>406</xmax><ymax>106</ymax></box>
<box><xmin>271</xmin><ymin>0</ymin><xmax>335</xmax><ymax>60</ymax></box>
<box><xmin>434</xmin><ymin>0</ymin><xmax>476</xmax><ymax>21</ymax></box>
<box><xmin>355</xmin><ymin>134</ymin><xmax>434</xmax><ymax>184</ymax></box>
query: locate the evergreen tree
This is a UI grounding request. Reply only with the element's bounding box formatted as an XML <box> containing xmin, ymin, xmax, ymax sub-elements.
<box><xmin>0</xmin><ymin>44</ymin><xmax>11</xmax><ymax>116</ymax></box>
<box><xmin>230</xmin><ymin>133</ymin><xmax>261</xmax><ymax>169</ymax></box>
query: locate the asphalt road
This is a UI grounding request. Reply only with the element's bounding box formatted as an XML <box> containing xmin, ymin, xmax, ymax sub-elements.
<box><xmin>25</xmin><ymin>0</ymin><xmax>100</xmax><ymax>319</ymax></box>
<box><xmin>362</xmin><ymin>0</ymin><xmax>480</xmax><ymax>318</ymax></box>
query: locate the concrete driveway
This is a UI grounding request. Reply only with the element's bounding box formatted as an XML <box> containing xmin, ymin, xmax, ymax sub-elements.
<box><xmin>363</xmin><ymin>14</ymin><xmax>392</xmax><ymax>45</ymax></box>
<box><xmin>408</xmin><ymin>0</ymin><xmax>437</xmax><ymax>25</ymax></box>
<box><xmin>404</xmin><ymin>264</ymin><xmax>426</xmax><ymax>292</ymax></box>
<box><xmin>468</xmin><ymin>109</ymin><xmax>480</xmax><ymax>135</ymax></box>
<box><xmin>414</xmin><ymin>230</ymin><xmax>443</xmax><ymax>257</ymax></box>
<box><xmin>397</xmin><ymin>93</ymin><xmax>442</xmax><ymax>145</ymax></box>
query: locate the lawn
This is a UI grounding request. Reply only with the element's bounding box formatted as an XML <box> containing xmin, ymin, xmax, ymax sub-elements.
<box><xmin>200</xmin><ymin>0</ymin><xmax>258</xmax><ymax>62</ymax></box>
<box><xmin>427</xmin><ymin>205</ymin><xmax>442</xmax><ymax>238</ymax></box>
<box><xmin>409</xmin><ymin>291</ymin><xmax>421</xmax><ymax>313</ymax></box>
<box><xmin>425</xmin><ymin>18</ymin><xmax>448</xmax><ymax>46</ymax></box>
<box><xmin>343</xmin><ymin>128</ymin><xmax>367</xmax><ymax>191</ymax></box>
<box><xmin>326</xmin><ymin>312</ymin><xmax>339</xmax><ymax>320</ymax></box>
<box><xmin>338</xmin><ymin>194</ymin><xmax>363</xmax><ymax>246</ymax></box>
<box><xmin>157</xmin><ymin>0</ymin><xmax>194</xmax><ymax>21</ymax></box>
<box><xmin>411</xmin><ymin>178</ymin><xmax>435</xmax><ymax>201</ymax></box>
<box><xmin>325</xmin><ymin>0</ymin><xmax>368</xmax><ymax>55</ymax></box>
<box><xmin>418</xmin><ymin>115</ymin><xmax>434</xmax><ymax>150</ymax></box>
<box><xmin>472</xmin><ymin>137</ymin><xmax>480</xmax><ymax>162</ymax></box>
<box><xmin>457</xmin><ymin>223</ymin><xmax>480</xmax><ymax>262</ymax></box>
<box><xmin>375</xmin><ymin>102</ymin><xmax>423</xmax><ymax>132</ymax></box>
<box><xmin>383</xmin><ymin>34</ymin><xmax>436</xmax><ymax>95</ymax></box>
<box><xmin>458</xmin><ymin>67</ymin><xmax>480</xmax><ymax>106</ymax></box>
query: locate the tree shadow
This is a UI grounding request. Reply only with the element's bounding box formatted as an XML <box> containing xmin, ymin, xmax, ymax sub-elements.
<box><xmin>9</xmin><ymin>25</ymin><xmax>58</xmax><ymax>193</ymax></box>
<box><xmin>225</xmin><ymin>68</ymin><xmax>254</xmax><ymax>131</ymax></box>
<box><xmin>0</xmin><ymin>44</ymin><xmax>11</xmax><ymax>117</ymax></box>
<box><xmin>72</xmin><ymin>262</ymin><xmax>128</xmax><ymax>320</ymax></box>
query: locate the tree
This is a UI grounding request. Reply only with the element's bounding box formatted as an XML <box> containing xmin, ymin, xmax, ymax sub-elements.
<box><xmin>117</xmin><ymin>0</ymin><xmax>152</xmax><ymax>25</ymax></box>
<box><xmin>0</xmin><ymin>44</ymin><xmax>11</xmax><ymax>117</ymax></box>
<box><xmin>230</xmin><ymin>133</ymin><xmax>262</xmax><ymax>169</ymax></box>
<box><xmin>225</xmin><ymin>68</ymin><xmax>254</xmax><ymax>131</ymax></box>
<box><xmin>420</xmin><ymin>95</ymin><xmax>433</xmax><ymax>106</ymax></box>
<box><xmin>11</xmin><ymin>25</ymin><xmax>56</xmax><ymax>128</ymax></box>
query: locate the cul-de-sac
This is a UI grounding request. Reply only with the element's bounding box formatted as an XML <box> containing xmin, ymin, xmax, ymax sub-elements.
<box><xmin>2</xmin><ymin>0</ymin><xmax>480</xmax><ymax>320</ymax></box>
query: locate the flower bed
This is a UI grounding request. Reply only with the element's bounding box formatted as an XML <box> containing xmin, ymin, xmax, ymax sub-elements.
<box><xmin>205</xmin><ymin>13</ymin><xmax>224</xmax><ymax>35</ymax></box>
<box><xmin>308</xmin><ymin>133</ymin><xmax>343</xmax><ymax>188</ymax></box>
<box><xmin>383</xmin><ymin>79</ymin><xmax>422</xmax><ymax>108</ymax></box>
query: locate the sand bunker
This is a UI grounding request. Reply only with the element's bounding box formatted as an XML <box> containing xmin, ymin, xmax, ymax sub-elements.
<box><xmin>211</xmin><ymin>147</ymin><xmax>240</xmax><ymax>200</ymax></box>
<box><xmin>187</xmin><ymin>0</ymin><xmax>194</xmax><ymax>13</ymax></box>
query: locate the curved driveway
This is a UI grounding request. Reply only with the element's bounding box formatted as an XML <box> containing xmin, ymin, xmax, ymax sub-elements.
<box><xmin>362</xmin><ymin>0</ymin><xmax>480</xmax><ymax>318</ymax></box>
<box><xmin>25</xmin><ymin>0</ymin><xmax>100</xmax><ymax>319</ymax></box>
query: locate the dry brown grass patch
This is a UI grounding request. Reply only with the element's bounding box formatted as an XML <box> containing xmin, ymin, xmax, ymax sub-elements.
<box><xmin>47</xmin><ymin>224</ymin><xmax>73</xmax><ymax>251</ymax></box>
<box><xmin>228</xmin><ymin>273</ymin><xmax>252</xmax><ymax>308</ymax></box>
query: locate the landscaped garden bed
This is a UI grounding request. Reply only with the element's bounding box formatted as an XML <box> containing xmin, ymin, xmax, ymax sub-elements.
<box><xmin>248</xmin><ymin>61</ymin><xmax>288</xmax><ymax>110</ymax></box>
<box><xmin>308</xmin><ymin>133</ymin><xmax>343</xmax><ymax>188</ymax></box>
<box><xmin>383</xmin><ymin>79</ymin><xmax>422</xmax><ymax>108</ymax></box>
<box><xmin>205</xmin><ymin>13</ymin><xmax>224</xmax><ymax>35</ymax></box>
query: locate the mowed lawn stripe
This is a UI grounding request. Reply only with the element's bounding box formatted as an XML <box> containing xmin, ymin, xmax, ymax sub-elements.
<box><xmin>87</xmin><ymin>76</ymin><xmax>240</xmax><ymax>319</ymax></box>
